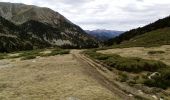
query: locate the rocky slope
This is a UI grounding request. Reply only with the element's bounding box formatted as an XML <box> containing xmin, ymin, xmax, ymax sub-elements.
<box><xmin>0</xmin><ymin>2</ymin><xmax>99</xmax><ymax>52</ymax></box>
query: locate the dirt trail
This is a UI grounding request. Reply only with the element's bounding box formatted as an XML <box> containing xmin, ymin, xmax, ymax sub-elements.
<box><xmin>71</xmin><ymin>50</ymin><xmax>134</xmax><ymax>100</ymax></box>
<box><xmin>71</xmin><ymin>50</ymin><xmax>160</xmax><ymax>100</ymax></box>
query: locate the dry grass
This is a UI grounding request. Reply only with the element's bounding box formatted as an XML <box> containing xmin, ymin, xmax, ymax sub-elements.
<box><xmin>0</xmin><ymin>53</ymin><xmax>120</xmax><ymax>100</ymax></box>
<box><xmin>97</xmin><ymin>45</ymin><xmax>170</xmax><ymax>99</ymax></box>
<box><xmin>98</xmin><ymin>45</ymin><xmax>170</xmax><ymax>65</ymax></box>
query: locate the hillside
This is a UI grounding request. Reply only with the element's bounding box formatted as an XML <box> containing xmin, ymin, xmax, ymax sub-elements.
<box><xmin>0</xmin><ymin>16</ymin><xmax>98</xmax><ymax>52</ymax></box>
<box><xmin>86</xmin><ymin>30</ymin><xmax>123</xmax><ymax>41</ymax></box>
<box><xmin>120</xmin><ymin>27</ymin><xmax>170</xmax><ymax>47</ymax></box>
<box><xmin>0</xmin><ymin>2</ymin><xmax>71</xmax><ymax>26</ymax></box>
<box><xmin>0</xmin><ymin>2</ymin><xmax>99</xmax><ymax>52</ymax></box>
<box><xmin>107</xmin><ymin>15</ymin><xmax>170</xmax><ymax>45</ymax></box>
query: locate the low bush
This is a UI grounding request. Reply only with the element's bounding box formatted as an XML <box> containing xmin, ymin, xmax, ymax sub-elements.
<box><xmin>57</xmin><ymin>50</ymin><xmax>70</xmax><ymax>55</ymax></box>
<box><xmin>148</xmin><ymin>51</ymin><xmax>165</xmax><ymax>55</ymax></box>
<box><xmin>0</xmin><ymin>56</ymin><xmax>5</xmax><ymax>60</ymax></box>
<box><xmin>118</xmin><ymin>72</ymin><xmax>129</xmax><ymax>82</ymax></box>
<box><xmin>85</xmin><ymin>50</ymin><xmax>170</xmax><ymax>89</ymax></box>
<box><xmin>144</xmin><ymin>69</ymin><xmax>170</xmax><ymax>89</ymax></box>
<box><xmin>21</xmin><ymin>55</ymin><xmax>36</xmax><ymax>60</ymax></box>
<box><xmin>0</xmin><ymin>53</ymin><xmax>7</xmax><ymax>59</ymax></box>
<box><xmin>85</xmin><ymin>50</ymin><xmax>167</xmax><ymax>73</ymax></box>
<box><xmin>19</xmin><ymin>50</ymin><xmax>41</xmax><ymax>57</ymax></box>
<box><xmin>42</xmin><ymin>49</ymin><xmax>70</xmax><ymax>57</ymax></box>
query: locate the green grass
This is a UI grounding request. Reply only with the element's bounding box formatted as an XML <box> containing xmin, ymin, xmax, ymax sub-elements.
<box><xmin>148</xmin><ymin>51</ymin><xmax>165</xmax><ymax>55</ymax></box>
<box><xmin>84</xmin><ymin>50</ymin><xmax>167</xmax><ymax>73</ymax></box>
<box><xmin>0</xmin><ymin>53</ymin><xmax>7</xmax><ymax>59</ymax></box>
<box><xmin>20</xmin><ymin>48</ymin><xmax>70</xmax><ymax>59</ymax></box>
<box><xmin>84</xmin><ymin>50</ymin><xmax>170</xmax><ymax>89</ymax></box>
<box><xmin>144</xmin><ymin>69</ymin><xmax>170</xmax><ymax>89</ymax></box>
<box><xmin>0</xmin><ymin>48</ymin><xmax>70</xmax><ymax>60</ymax></box>
<box><xmin>21</xmin><ymin>55</ymin><xmax>37</xmax><ymax>60</ymax></box>
<box><xmin>40</xmin><ymin>49</ymin><xmax>70</xmax><ymax>57</ymax></box>
<box><xmin>116</xmin><ymin>27</ymin><xmax>170</xmax><ymax>48</ymax></box>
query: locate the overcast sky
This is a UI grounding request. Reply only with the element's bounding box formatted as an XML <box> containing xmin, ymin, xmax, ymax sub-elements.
<box><xmin>0</xmin><ymin>0</ymin><xmax>170</xmax><ymax>31</ymax></box>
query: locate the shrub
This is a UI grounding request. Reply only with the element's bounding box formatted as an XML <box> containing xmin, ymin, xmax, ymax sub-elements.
<box><xmin>118</xmin><ymin>72</ymin><xmax>129</xmax><ymax>82</ymax></box>
<box><xmin>0</xmin><ymin>53</ymin><xmax>7</xmax><ymax>59</ymax></box>
<box><xmin>19</xmin><ymin>50</ymin><xmax>40</xmax><ymax>57</ymax></box>
<box><xmin>21</xmin><ymin>55</ymin><xmax>36</xmax><ymax>60</ymax></box>
<box><xmin>58</xmin><ymin>50</ymin><xmax>70</xmax><ymax>55</ymax></box>
<box><xmin>0</xmin><ymin>56</ymin><xmax>5</xmax><ymax>60</ymax></box>
<box><xmin>85</xmin><ymin>50</ymin><xmax>167</xmax><ymax>73</ymax></box>
<box><xmin>148</xmin><ymin>51</ymin><xmax>165</xmax><ymax>55</ymax></box>
<box><xmin>144</xmin><ymin>69</ymin><xmax>170</xmax><ymax>89</ymax></box>
<box><xmin>40</xmin><ymin>49</ymin><xmax>70</xmax><ymax>57</ymax></box>
<box><xmin>85</xmin><ymin>50</ymin><xmax>170</xmax><ymax>89</ymax></box>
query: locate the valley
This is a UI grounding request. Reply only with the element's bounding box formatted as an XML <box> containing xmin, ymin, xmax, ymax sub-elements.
<box><xmin>0</xmin><ymin>1</ymin><xmax>170</xmax><ymax>100</ymax></box>
<box><xmin>0</xmin><ymin>47</ymin><xmax>169</xmax><ymax>100</ymax></box>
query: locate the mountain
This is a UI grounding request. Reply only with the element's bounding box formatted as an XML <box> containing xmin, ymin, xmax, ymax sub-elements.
<box><xmin>107</xmin><ymin>15</ymin><xmax>170</xmax><ymax>46</ymax></box>
<box><xmin>86</xmin><ymin>30</ymin><xmax>123</xmax><ymax>41</ymax></box>
<box><xmin>0</xmin><ymin>2</ymin><xmax>99</xmax><ymax>52</ymax></box>
<box><xmin>118</xmin><ymin>27</ymin><xmax>170</xmax><ymax>47</ymax></box>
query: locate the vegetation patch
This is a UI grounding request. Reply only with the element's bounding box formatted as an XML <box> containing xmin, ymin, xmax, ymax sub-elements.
<box><xmin>84</xmin><ymin>50</ymin><xmax>167</xmax><ymax>73</ymax></box>
<box><xmin>21</xmin><ymin>55</ymin><xmax>37</xmax><ymax>60</ymax></box>
<box><xmin>0</xmin><ymin>53</ymin><xmax>7</xmax><ymax>59</ymax></box>
<box><xmin>0</xmin><ymin>48</ymin><xmax>70</xmax><ymax>60</ymax></box>
<box><xmin>40</xmin><ymin>49</ymin><xmax>70</xmax><ymax>57</ymax></box>
<box><xmin>144</xmin><ymin>69</ymin><xmax>170</xmax><ymax>89</ymax></box>
<box><xmin>110</xmin><ymin>28</ymin><xmax>170</xmax><ymax>48</ymax></box>
<box><xmin>148</xmin><ymin>50</ymin><xmax>165</xmax><ymax>55</ymax></box>
<box><xmin>84</xmin><ymin>50</ymin><xmax>170</xmax><ymax>89</ymax></box>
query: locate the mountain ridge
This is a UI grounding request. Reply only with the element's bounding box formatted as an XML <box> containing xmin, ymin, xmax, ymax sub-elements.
<box><xmin>86</xmin><ymin>29</ymin><xmax>123</xmax><ymax>41</ymax></box>
<box><xmin>0</xmin><ymin>2</ymin><xmax>99</xmax><ymax>52</ymax></box>
<box><xmin>107</xmin><ymin>15</ymin><xmax>170</xmax><ymax>46</ymax></box>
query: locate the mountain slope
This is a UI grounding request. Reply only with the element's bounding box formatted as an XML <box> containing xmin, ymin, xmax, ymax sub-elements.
<box><xmin>0</xmin><ymin>16</ymin><xmax>33</xmax><ymax>52</ymax></box>
<box><xmin>119</xmin><ymin>27</ymin><xmax>170</xmax><ymax>47</ymax></box>
<box><xmin>0</xmin><ymin>2</ymin><xmax>99</xmax><ymax>52</ymax></box>
<box><xmin>0</xmin><ymin>17</ymin><xmax>98</xmax><ymax>52</ymax></box>
<box><xmin>0</xmin><ymin>2</ymin><xmax>71</xmax><ymax>26</ymax></box>
<box><xmin>86</xmin><ymin>30</ymin><xmax>123</xmax><ymax>41</ymax></box>
<box><xmin>108</xmin><ymin>16</ymin><xmax>170</xmax><ymax>45</ymax></box>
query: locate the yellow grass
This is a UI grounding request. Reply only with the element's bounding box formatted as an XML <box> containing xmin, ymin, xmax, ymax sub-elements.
<box><xmin>0</xmin><ymin>54</ymin><xmax>120</xmax><ymax>100</ymax></box>
<box><xmin>98</xmin><ymin>45</ymin><xmax>170</xmax><ymax>65</ymax></box>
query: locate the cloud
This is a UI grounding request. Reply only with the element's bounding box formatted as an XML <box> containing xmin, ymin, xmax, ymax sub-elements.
<box><xmin>0</xmin><ymin>0</ymin><xmax>170</xmax><ymax>31</ymax></box>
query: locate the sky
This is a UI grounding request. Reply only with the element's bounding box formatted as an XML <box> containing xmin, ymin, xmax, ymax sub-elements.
<box><xmin>0</xmin><ymin>0</ymin><xmax>170</xmax><ymax>31</ymax></box>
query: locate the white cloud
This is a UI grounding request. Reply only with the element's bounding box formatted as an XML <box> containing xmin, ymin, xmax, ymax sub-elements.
<box><xmin>0</xmin><ymin>0</ymin><xmax>170</xmax><ymax>31</ymax></box>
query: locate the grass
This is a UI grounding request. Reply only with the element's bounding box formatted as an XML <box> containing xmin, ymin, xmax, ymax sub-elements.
<box><xmin>40</xmin><ymin>49</ymin><xmax>70</xmax><ymax>57</ymax></box>
<box><xmin>0</xmin><ymin>51</ymin><xmax>118</xmax><ymax>100</ymax></box>
<box><xmin>20</xmin><ymin>49</ymin><xmax>70</xmax><ymax>60</ymax></box>
<box><xmin>84</xmin><ymin>50</ymin><xmax>170</xmax><ymax>89</ymax></box>
<box><xmin>118</xmin><ymin>72</ymin><xmax>129</xmax><ymax>82</ymax></box>
<box><xmin>84</xmin><ymin>50</ymin><xmax>167</xmax><ymax>73</ymax></box>
<box><xmin>0</xmin><ymin>53</ymin><xmax>7</xmax><ymax>59</ymax></box>
<box><xmin>0</xmin><ymin>48</ymin><xmax>70</xmax><ymax>60</ymax></box>
<box><xmin>144</xmin><ymin>69</ymin><xmax>170</xmax><ymax>89</ymax></box>
<box><xmin>21</xmin><ymin>55</ymin><xmax>37</xmax><ymax>60</ymax></box>
<box><xmin>114</xmin><ymin>27</ymin><xmax>170</xmax><ymax>48</ymax></box>
<box><xmin>148</xmin><ymin>50</ymin><xmax>165</xmax><ymax>55</ymax></box>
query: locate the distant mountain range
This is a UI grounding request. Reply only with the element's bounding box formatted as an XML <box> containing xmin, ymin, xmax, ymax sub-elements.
<box><xmin>86</xmin><ymin>30</ymin><xmax>124</xmax><ymax>41</ymax></box>
<box><xmin>107</xmin><ymin>15</ymin><xmax>170</xmax><ymax>47</ymax></box>
<box><xmin>0</xmin><ymin>2</ymin><xmax>99</xmax><ymax>52</ymax></box>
